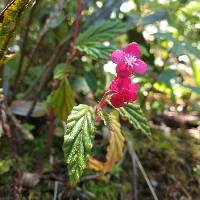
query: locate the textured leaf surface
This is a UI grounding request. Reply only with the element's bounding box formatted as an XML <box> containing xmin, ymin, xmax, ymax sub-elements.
<box><xmin>48</xmin><ymin>78</ymin><xmax>74</xmax><ymax>121</ymax></box>
<box><xmin>88</xmin><ymin>111</ymin><xmax>124</xmax><ymax>174</ymax></box>
<box><xmin>0</xmin><ymin>0</ymin><xmax>30</xmax><ymax>62</ymax></box>
<box><xmin>77</xmin><ymin>21</ymin><xmax>132</xmax><ymax>59</ymax></box>
<box><xmin>118</xmin><ymin>103</ymin><xmax>151</xmax><ymax>136</ymax></box>
<box><xmin>104</xmin><ymin>111</ymin><xmax>125</xmax><ymax>172</ymax></box>
<box><xmin>99</xmin><ymin>109</ymin><xmax>112</xmax><ymax>128</ymax></box>
<box><xmin>63</xmin><ymin>104</ymin><xmax>95</xmax><ymax>185</ymax></box>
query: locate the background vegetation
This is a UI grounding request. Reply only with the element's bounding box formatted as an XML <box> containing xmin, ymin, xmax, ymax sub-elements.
<box><xmin>0</xmin><ymin>0</ymin><xmax>200</xmax><ymax>199</ymax></box>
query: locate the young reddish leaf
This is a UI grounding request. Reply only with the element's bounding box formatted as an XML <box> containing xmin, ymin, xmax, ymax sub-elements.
<box><xmin>88</xmin><ymin>157</ymin><xmax>104</xmax><ymax>172</ymax></box>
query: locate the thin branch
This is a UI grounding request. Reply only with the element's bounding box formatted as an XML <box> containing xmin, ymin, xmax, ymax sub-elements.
<box><xmin>13</xmin><ymin>1</ymin><xmax>38</xmax><ymax>98</ymax></box>
<box><xmin>0</xmin><ymin>64</ymin><xmax>3</xmax><ymax>95</ymax></box>
<box><xmin>47</xmin><ymin>107</ymin><xmax>55</xmax><ymax>154</ymax></box>
<box><xmin>126</xmin><ymin>138</ymin><xmax>159</xmax><ymax>200</ymax></box>
<box><xmin>53</xmin><ymin>181</ymin><xmax>59</xmax><ymax>200</ymax></box>
<box><xmin>27</xmin><ymin>0</ymin><xmax>83</xmax><ymax>117</ymax></box>
<box><xmin>26</xmin><ymin>37</ymin><xmax>69</xmax><ymax>117</ymax></box>
<box><xmin>133</xmin><ymin>145</ymin><xmax>138</xmax><ymax>200</ymax></box>
<box><xmin>66</xmin><ymin>0</ymin><xmax>83</xmax><ymax>66</ymax></box>
<box><xmin>15</xmin><ymin>0</ymin><xmax>68</xmax><ymax>92</ymax></box>
<box><xmin>24</xmin><ymin>0</ymin><xmax>121</xmax><ymax>99</ymax></box>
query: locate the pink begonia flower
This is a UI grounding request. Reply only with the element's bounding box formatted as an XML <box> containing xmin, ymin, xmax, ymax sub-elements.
<box><xmin>111</xmin><ymin>42</ymin><xmax>148</xmax><ymax>77</ymax></box>
<box><xmin>109</xmin><ymin>76</ymin><xmax>139</xmax><ymax>108</ymax></box>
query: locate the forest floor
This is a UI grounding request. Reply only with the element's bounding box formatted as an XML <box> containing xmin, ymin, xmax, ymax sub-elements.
<box><xmin>0</xmin><ymin>119</ymin><xmax>200</xmax><ymax>200</ymax></box>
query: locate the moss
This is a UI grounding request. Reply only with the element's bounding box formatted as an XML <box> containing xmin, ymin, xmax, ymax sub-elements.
<box><xmin>0</xmin><ymin>0</ymin><xmax>30</xmax><ymax>62</ymax></box>
<box><xmin>82</xmin><ymin>180</ymin><xmax>120</xmax><ymax>200</ymax></box>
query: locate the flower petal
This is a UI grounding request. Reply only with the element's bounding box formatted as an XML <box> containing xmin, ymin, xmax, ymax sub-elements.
<box><xmin>123</xmin><ymin>42</ymin><xmax>141</xmax><ymax>58</ymax></box>
<box><xmin>116</xmin><ymin>63</ymin><xmax>132</xmax><ymax>77</ymax></box>
<box><xmin>110</xmin><ymin>93</ymin><xmax>124</xmax><ymax>108</ymax></box>
<box><xmin>133</xmin><ymin>59</ymin><xmax>148</xmax><ymax>74</ymax></box>
<box><xmin>120</xmin><ymin>76</ymin><xmax>132</xmax><ymax>88</ymax></box>
<box><xmin>121</xmin><ymin>84</ymin><xmax>138</xmax><ymax>102</ymax></box>
<box><xmin>129</xmin><ymin>83</ymin><xmax>139</xmax><ymax>92</ymax></box>
<box><xmin>109</xmin><ymin>76</ymin><xmax>131</xmax><ymax>91</ymax></box>
<box><xmin>129</xmin><ymin>92</ymin><xmax>137</xmax><ymax>102</ymax></box>
<box><xmin>109</xmin><ymin>77</ymin><xmax>118</xmax><ymax>90</ymax></box>
<box><xmin>121</xmin><ymin>89</ymin><xmax>132</xmax><ymax>102</ymax></box>
<box><xmin>110</xmin><ymin>50</ymin><xmax>124</xmax><ymax>64</ymax></box>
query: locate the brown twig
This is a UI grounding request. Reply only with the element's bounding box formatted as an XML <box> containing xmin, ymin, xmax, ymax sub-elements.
<box><xmin>24</xmin><ymin>0</ymin><xmax>114</xmax><ymax>99</ymax></box>
<box><xmin>26</xmin><ymin>37</ymin><xmax>68</xmax><ymax>117</ymax></box>
<box><xmin>27</xmin><ymin>0</ymin><xmax>83</xmax><ymax>117</ymax></box>
<box><xmin>66</xmin><ymin>0</ymin><xmax>83</xmax><ymax>66</ymax></box>
<box><xmin>13</xmin><ymin>170</ymin><xmax>23</xmax><ymax>200</ymax></box>
<box><xmin>0</xmin><ymin>64</ymin><xmax>3</xmax><ymax>89</ymax></box>
<box><xmin>47</xmin><ymin>107</ymin><xmax>56</xmax><ymax>154</ymax></box>
<box><xmin>0</xmin><ymin>97</ymin><xmax>23</xmax><ymax>199</ymax></box>
<box><xmin>12</xmin><ymin>1</ymin><xmax>38</xmax><ymax>99</ymax></box>
<box><xmin>0</xmin><ymin>97</ymin><xmax>12</xmax><ymax>138</ymax></box>
<box><xmin>15</xmin><ymin>0</ymin><xmax>68</xmax><ymax>95</ymax></box>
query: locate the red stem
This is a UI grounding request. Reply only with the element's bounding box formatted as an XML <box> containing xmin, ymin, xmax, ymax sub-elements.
<box><xmin>98</xmin><ymin>90</ymin><xmax>110</xmax><ymax>109</ymax></box>
<box><xmin>66</xmin><ymin>0</ymin><xmax>82</xmax><ymax>66</ymax></box>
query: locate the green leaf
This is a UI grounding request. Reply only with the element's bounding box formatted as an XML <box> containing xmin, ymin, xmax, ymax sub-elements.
<box><xmin>172</xmin><ymin>42</ymin><xmax>200</xmax><ymax>59</ymax></box>
<box><xmin>179</xmin><ymin>83</ymin><xmax>200</xmax><ymax>94</ymax></box>
<box><xmin>191</xmin><ymin>61</ymin><xmax>200</xmax><ymax>87</ymax></box>
<box><xmin>117</xmin><ymin>103</ymin><xmax>151</xmax><ymax>136</ymax></box>
<box><xmin>53</xmin><ymin>63</ymin><xmax>66</xmax><ymax>80</ymax></box>
<box><xmin>154</xmin><ymin>32</ymin><xmax>200</xmax><ymax>59</ymax></box>
<box><xmin>49</xmin><ymin>12</ymin><xmax>65</xmax><ymax>28</ymax></box>
<box><xmin>99</xmin><ymin>109</ymin><xmax>112</xmax><ymax>128</ymax></box>
<box><xmin>63</xmin><ymin>104</ymin><xmax>95</xmax><ymax>185</ymax></box>
<box><xmin>84</xmin><ymin>72</ymin><xmax>97</xmax><ymax>93</ymax></box>
<box><xmin>185</xmin><ymin>42</ymin><xmax>200</xmax><ymax>59</ymax></box>
<box><xmin>172</xmin><ymin>42</ymin><xmax>185</xmax><ymax>57</ymax></box>
<box><xmin>48</xmin><ymin>78</ymin><xmax>75</xmax><ymax>121</ymax></box>
<box><xmin>138</xmin><ymin>10</ymin><xmax>168</xmax><ymax>25</ymax></box>
<box><xmin>53</xmin><ymin>63</ymin><xmax>75</xmax><ymax>80</ymax></box>
<box><xmin>157</xmin><ymin>69</ymin><xmax>177</xmax><ymax>87</ymax></box>
<box><xmin>76</xmin><ymin>20</ymin><xmax>132</xmax><ymax>59</ymax></box>
<box><xmin>154</xmin><ymin>32</ymin><xmax>174</xmax><ymax>41</ymax></box>
<box><xmin>157</xmin><ymin>69</ymin><xmax>177</xmax><ymax>103</ymax></box>
<box><xmin>0</xmin><ymin>160</ymin><xmax>12</xmax><ymax>175</ymax></box>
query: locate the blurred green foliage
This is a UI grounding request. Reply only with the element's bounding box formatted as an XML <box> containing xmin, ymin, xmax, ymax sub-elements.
<box><xmin>0</xmin><ymin>0</ymin><xmax>200</xmax><ymax>199</ymax></box>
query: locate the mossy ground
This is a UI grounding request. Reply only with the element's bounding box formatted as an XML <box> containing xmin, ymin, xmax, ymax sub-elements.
<box><xmin>0</xmin><ymin>126</ymin><xmax>200</xmax><ymax>199</ymax></box>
